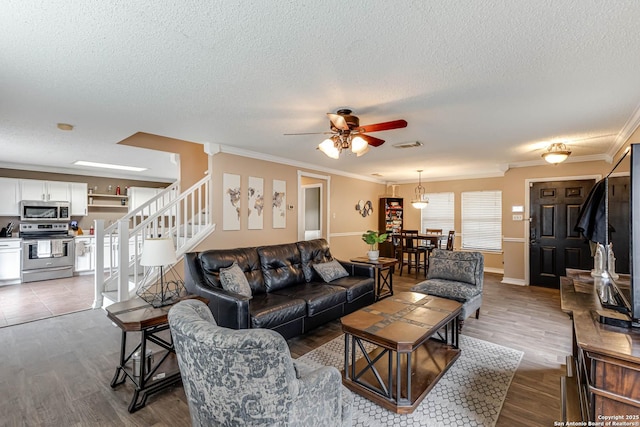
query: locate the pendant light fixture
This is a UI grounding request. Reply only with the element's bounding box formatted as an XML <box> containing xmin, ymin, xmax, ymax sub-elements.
<box><xmin>411</xmin><ymin>170</ymin><xmax>428</xmax><ymax>209</ymax></box>
<box><xmin>542</xmin><ymin>143</ymin><xmax>572</xmax><ymax>164</ymax></box>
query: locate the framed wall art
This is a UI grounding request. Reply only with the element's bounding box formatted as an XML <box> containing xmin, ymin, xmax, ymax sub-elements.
<box><xmin>223</xmin><ymin>173</ymin><xmax>241</xmax><ymax>230</ymax></box>
<box><xmin>272</xmin><ymin>179</ymin><xmax>286</xmax><ymax>229</ymax></box>
<box><xmin>248</xmin><ymin>176</ymin><xmax>264</xmax><ymax>230</ymax></box>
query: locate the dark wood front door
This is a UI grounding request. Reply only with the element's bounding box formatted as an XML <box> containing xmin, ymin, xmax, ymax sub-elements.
<box><xmin>529</xmin><ymin>179</ymin><xmax>595</xmax><ymax>288</ymax></box>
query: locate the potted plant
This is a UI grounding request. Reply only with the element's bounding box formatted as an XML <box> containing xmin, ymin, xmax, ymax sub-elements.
<box><xmin>362</xmin><ymin>230</ymin><xmax>388</xmax><ymax>261</ymax></box>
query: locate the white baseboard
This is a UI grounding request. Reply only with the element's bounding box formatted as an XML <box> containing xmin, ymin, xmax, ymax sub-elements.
<box><xmin>501</xmin><ymin>277</ymin><xmax>526</xmax><ymax>286</ymax></box>
<box><xmin>484</xmin><ymin>267</ymin><xmax>504</xmax><ymax>275</ymax></box>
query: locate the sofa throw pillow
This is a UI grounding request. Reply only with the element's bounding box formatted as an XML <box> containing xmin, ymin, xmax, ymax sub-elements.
<box><xmin>219</xmin><ymin>262</ymin><xmax>252</xmax><ymax>297</ymax></box>
<box><xmin>312</xmin><ymin>259</ymin><xmax>349</xmax><ymax>283</ymax></box>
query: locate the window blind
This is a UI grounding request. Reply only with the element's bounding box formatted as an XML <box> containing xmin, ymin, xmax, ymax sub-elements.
<box><xmin>461</xmin><ymin>190</ymin><xmax>502</xmax><ymax>251</ymax></box>
<box><xmin>420</xmin><ymin>192</ymin><xmax>454</xmax><ymax>234</ymax></box>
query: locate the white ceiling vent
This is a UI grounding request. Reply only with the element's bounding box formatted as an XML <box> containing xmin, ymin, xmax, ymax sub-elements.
<box><xmin>393</xmin><ymin>141</ymin><xmax>423</xmax><ymax>149</ymax></box>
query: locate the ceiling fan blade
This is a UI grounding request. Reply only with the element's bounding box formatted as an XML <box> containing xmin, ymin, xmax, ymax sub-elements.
<box><xmin>327</xmin><ymin>113</ymin><xmax>350</xmax><ymax>131</ymax></box>
<box><xmin>283</xmin><ymin>132</ymin><xmax>333</xmax><ymax>136</ymax></box>
<box><xmin>359</xmin><ymin>134</ymin><xmax>385</xmax><ymax>147</ymax></box>
<box><xmin>358</xmin><ymin>119</ymin><xmax>407</xmax><ymax>133</ymax></box>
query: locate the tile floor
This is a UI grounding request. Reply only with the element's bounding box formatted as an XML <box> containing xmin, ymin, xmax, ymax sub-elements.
<box><xmin>0</xmin><ymin>274</ymin><xmax>94</xmax><ymax>327</ymax></box>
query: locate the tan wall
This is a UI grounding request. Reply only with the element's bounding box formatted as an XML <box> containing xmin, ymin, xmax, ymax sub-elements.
<box><xmin>324</xmin><ymin>173</ymin><xmax>387</xmax><ymax>260</ymax></box>
<box><xmin>193</xmin><ymin>154</ymin><xmax>387</xmax><ymax>260</ymax></box>
<box><xmin>118</xmin><ymin>132</ymin><xmax>208</xmax><ymax>189</ymax></box>
<box><xmin>501</xmin><ymin>159</ymin><xmax>629</xmax><ymax>282</ymax></box>
<box><xmin>391</xmin><ymin>156</ymin><xmax>631</xmax><ymax>282</ymax></box>
<box><xmin>392</xmin><ymin>177</ymin><xmax>505</xmax><ymax>272</ymax></box>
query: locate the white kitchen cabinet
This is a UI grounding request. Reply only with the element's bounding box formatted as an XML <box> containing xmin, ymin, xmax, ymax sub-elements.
<box><xmin>20</xmin><ymin>179</ymin><xmax>70</xmax><ymax>201</ymax></box>
<box><xmin>0</xmin><ymin>239</ymin><xmax>21</xmax><ymax>282</ymax></box>
<box><xmin>128</xmin><ymin>186</ymin><xmax>160</xmax><ymax>214</ymax></box>
<box><xmin>70</xmin><ymin>182</ymin><xmax>88</xmax><ymax>216</ymax></box>
<box><xmin>0</xmin><ymin>178</ymin><xmax>20</xmax><ymax>216</ymax></box>
<box><xmin>74</xmin><ymin>237</ymin><xmax>94</xmax><ymax>272</ymax></box>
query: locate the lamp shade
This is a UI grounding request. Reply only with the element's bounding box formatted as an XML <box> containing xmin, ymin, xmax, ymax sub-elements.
<box><xmin>318</xmin><ymin>138</ymin><xmax>340</xmax><ymax>159</ymax></box>
<box><xmin>140</xmin><ymin>238</ymin><xmax>178</xmax><ymax>267</ymax></box>
<box><xmin>350</xmin><ymin>136</ymin><xmax>368</xmax><ymax>154</ymax></box>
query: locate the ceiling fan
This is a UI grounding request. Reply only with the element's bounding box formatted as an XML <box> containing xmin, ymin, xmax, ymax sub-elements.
<box><xmin>284</xmin><ymin>109</ymin><xmax>408</xmax><ymax>159</ymax></box>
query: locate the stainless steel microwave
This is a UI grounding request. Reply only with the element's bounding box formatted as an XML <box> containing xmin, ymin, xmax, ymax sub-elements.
<box><xmin>19</xmin><ymin>200</ymin><xmax>71</xmax><ymax>222</ymax></box>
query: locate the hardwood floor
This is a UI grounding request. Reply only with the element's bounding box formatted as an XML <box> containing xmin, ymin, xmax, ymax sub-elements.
<box><xmin>0</xmin><ymin>272</ymin><xmax>572</xmax><ymax>426</ymax></box>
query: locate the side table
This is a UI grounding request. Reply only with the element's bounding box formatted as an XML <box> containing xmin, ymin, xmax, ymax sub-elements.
<box><xmin>350</xmin><ymin>256</ymin><xmax>398</xmax><ymax>300</ymax></box>
<box><xmin>106</xmin><ymin>295</ymin><xmax>206</xmax><ymax>412</ymax></box>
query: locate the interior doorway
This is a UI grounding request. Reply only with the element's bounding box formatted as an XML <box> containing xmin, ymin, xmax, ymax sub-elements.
<box><xmin>297</xmin><ymin>171</ymin><xmax>330</xmax><ymax>242</ymax></box>
<box><xmin>302</xmin><ymin>184</ymin><xmax>322</xmax><ymax>240</ymax></box>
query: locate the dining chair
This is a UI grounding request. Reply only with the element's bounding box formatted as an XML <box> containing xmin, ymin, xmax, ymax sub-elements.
<box><xmin>446</xmin><ymin>230</ymin><xmax>455</xmax><ymax>250</ymax></box>
<box><xmin>425</xmin><ymin>228</ymin><xmax>444</xmax><ymax>248</ymax></box>
<box><xmin>399</xmin><ymin>230</ymin><xmax>428</xmax><ymax>279</ymax></box>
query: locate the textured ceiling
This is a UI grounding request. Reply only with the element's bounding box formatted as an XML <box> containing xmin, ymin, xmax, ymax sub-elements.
<box><xmin>2</xmin><ymin>0</ymin><xmax>640</xmax><ymax>182</ymax></box>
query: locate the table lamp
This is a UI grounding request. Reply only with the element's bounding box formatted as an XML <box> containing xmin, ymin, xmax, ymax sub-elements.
<box><xmin>136</xmin><ymin>238</ymin><xmax>185</xmax><ymax>307</ymax></box>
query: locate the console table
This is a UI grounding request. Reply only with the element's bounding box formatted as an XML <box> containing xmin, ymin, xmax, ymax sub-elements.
<box><xmin>560</xmin><ymin>269</ymin><xmax>640</xmax><ymax>422</ymax></box>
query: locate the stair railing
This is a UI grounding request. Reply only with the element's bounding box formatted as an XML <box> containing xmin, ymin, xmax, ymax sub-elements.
<box><xmin>93</xmin><ymin>175</ymin><xmax>213</xmax><ymax>308</ymax></box>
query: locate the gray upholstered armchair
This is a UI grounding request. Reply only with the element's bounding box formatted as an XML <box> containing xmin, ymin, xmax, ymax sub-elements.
<box><xmin>168</xmin><ymin>299</ymin><xmax>352</xmax><ymax>427</ymax></box>
<box><xmin>411</xmin><ymin>249</ymin><xmax>484</xmax><ymax>330</ymax></box>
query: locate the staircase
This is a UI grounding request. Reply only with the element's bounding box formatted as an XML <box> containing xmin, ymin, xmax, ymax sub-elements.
<box><xmin>92</xmin><ymin>175</ymin><xmax>214</xmax><ymax>308</ymax></box>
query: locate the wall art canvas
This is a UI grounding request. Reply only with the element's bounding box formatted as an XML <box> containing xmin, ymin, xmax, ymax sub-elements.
<box><xmin>248</xmin><ymin>176</ymin><xmax>264</xmax><ymax>230</ymax></box>
<box><xmin>223</xmin><ymin>173</ymin><xmax>241</xmax><ymax>230</ymax></box>
<box><xmin>272</xmin><ymin>179</ymin><xmax>286</xmax><ymax>229</ymax></box>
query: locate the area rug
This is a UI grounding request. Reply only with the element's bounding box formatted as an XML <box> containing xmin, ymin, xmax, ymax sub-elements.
<box><xmin>296</xmin><ymin>334</ymin><xmax>523</xmax><ymax>427</ymax></box>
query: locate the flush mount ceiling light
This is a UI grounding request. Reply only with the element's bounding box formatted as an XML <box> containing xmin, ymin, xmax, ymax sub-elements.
<box><xmin>74</xmin><ymin>160</ymin><xmax>148</xmax><ymax>172</ymax></box>
<box><xmin>542</xmin><ymin>143</ymin><xmax>572</xmax><ymax>164</ymax></box>
<box><xmin>411</xmin><ymin>170</ymin><xmax>429</xmax><ymax>209</ymax></box>
<box><xmin>57</xmin><ymin>123</ymin><xmax>74</xmax><ymax>131</ymax></box>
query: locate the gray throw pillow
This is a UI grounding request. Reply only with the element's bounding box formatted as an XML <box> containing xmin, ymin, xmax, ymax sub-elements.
<box><xmin>427</xmin><ymin>258</ymin><xmax>477</xmax><ymax>285</ymax></box>
<box><xmin>312</xmin><ymin>259</ymin><xmax>349</xmax><ymax>283</ymax></box>
<box><xmin>219</xmin><ymin>262</ymin><xmax>252</xmax><ymax>297</ymax></box>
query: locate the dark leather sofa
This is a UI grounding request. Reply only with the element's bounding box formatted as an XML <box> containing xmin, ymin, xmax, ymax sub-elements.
<box><xmin>184</xmin><ymin>238</ymin><xmax>375</xmax><ymax>339</ymax></box>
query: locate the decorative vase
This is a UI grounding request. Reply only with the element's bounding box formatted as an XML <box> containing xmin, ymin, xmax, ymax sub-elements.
<box><xmin>367</xmin><ymin>250</ymin><xmax>379</xmax><ymax>261</ymax></box>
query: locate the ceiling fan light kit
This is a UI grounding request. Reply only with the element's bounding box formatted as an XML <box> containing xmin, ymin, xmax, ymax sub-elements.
<box><xmin>318</xmin><ymin>138</ymin><xmax>340</xmax><ymax>159</ymax></box>
<box><xmin>289</xmin><ymin>109</ymin><xmax>407</xmax><ymax>159</ymax></box>
<box><xmin>411</xmin><ymin>170</ymin><xmax>429</xmax><ymax>209</ymax></box>
<box><xmin>542</xmin><ymin>142</ymin><xmax>572</xmax><ymax>164</ymax></box>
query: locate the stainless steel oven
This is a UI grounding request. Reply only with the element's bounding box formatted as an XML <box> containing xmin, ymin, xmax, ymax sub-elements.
<box><xmin>19</xmin><ymin>200</ymin><xmax>70</xmax><ymax>222</ymax></box>
<box><xmin>19</xmin><ymin>223</ymin><xmax>74</xmax><ymax>283</ymax></box>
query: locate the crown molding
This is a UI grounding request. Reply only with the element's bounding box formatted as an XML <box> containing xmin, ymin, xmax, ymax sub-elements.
<box><xmin>611</xmin><ymin>100</ymin><xmax>640</xmax><ymax>157</ymax></box>
<box><xmin>508</xmin><ymin>153</ymin><xmax>612</xmax><ymax>169</ymax></box>
<box><xmin>389</xmin><ymin>169</ymin><xmax>507</xmax><ymax>184</ymax></box>
<box><xmin>219</xmin><ymin>144</ymin><xmax>386</xmax><ymax>184</ymax></box>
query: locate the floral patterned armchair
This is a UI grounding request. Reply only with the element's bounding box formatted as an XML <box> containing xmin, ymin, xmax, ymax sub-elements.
<box><xmin>168</xmin><ymin>299</ymin><xmax>352</xmax><ymax>426</ymax></box>
<box><xmin>411</xmin><ymin>249</ymin><xmax>484</xmax><ymax>330</ymax></box>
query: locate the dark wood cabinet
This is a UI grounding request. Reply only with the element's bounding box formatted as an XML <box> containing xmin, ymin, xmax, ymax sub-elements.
<box><xmin>378</xmin><ymin>198</ymin><xmax>403</xmax><ymax>258</ymax></box>
<box><xmin>560</xmin><ymin>269</ymin><xmax>640</xmax><ymax>422</ymax></box>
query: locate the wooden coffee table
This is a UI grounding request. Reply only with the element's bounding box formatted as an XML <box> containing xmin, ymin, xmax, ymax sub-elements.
<box><xmin>341</xmin><ymin>291</ymin><xmax>462</xmax><ymax>414</ymax></box>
